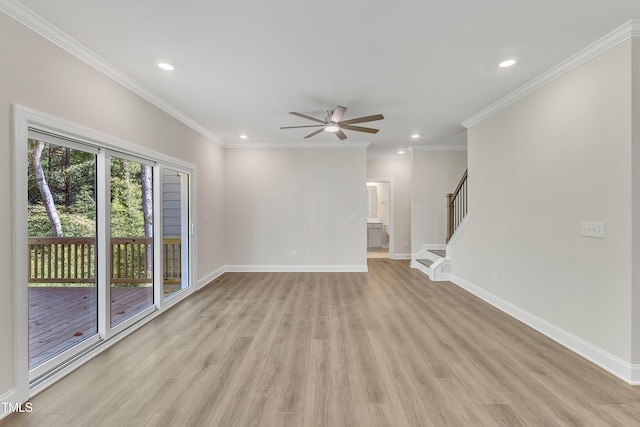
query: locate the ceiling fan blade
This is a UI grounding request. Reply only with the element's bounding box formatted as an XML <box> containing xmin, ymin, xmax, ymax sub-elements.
<box><xmin>290</xmin><ymin>112</ymin><xmax>326</xmax><ymax>124</ymax></box>
<box><xmin>340</xmin><ymin>124</ymin><xmax>379</xmax><ymax>134</ymax></box>
<box><xmin>280</xmin><ymin>125</ymin><xmax>325</xmax><ymax>129</ymax></box>
<box><xmin>335</xmin><ymin>129</ymin><xmax>347</xmax><ymax>140</ymax></box>
<box><xmin>339</xmin><ymin>114</ymin><xmax>384</xmax><ymax>125</ymax></box>
<box><xmin>304</xmin><ymin>129</ymin><xmax>325</xmax><ymax>139</ymax></box>
<box><xmin>331</xmin><ymin>106</ymin><xmax>347</xmax><ymax>123</ymax></box>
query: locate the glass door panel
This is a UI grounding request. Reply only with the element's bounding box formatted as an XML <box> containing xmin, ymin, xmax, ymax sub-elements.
<box><xmin>110</xmin><ymin>157</ymin><xmax>154</xmax><ymax>327</ymax></box>
<box><xmin>27</xmin><ymin>138</ymin><xmax>98</xmax><ymax>370</ymax></box>
<box><xmin>162</xmin><ymin>169</ymin><xmax>189</xmax><ymax>298</ymax></box>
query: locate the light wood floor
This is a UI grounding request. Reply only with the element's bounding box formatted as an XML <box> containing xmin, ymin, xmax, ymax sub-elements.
<box><xmin>4</xmin><ymin>260</ymin><xmax>640</xmax><ymax>426</ymax></box>
<box><xmin>367</xmin><ymin>249</ymin><xmax>389</xmax><ymax>259</ymax></box>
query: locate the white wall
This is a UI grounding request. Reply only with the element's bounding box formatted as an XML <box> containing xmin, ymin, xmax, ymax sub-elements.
<box><xmin>451</xmin><ymin>40</ymin><xmax>633</xmax><ymax>363</ymax></box>
<box><xmin>0</xmin><ymin>11</ymin><xmax>225</xmax><ymax>400</ymax></box>
<box><xmin>374</xmin><ymin>183</ymin><xmax>391</xmax><ymax>226</ymax></box>
<box><xmin>367</xmin><ymin>158</ymin><xmax>412</xmax><ymax>257</ymax></box>
<box><xmin>632</xmin><ymin>37</ymin><xmax>640</xmax><ymax>365</ymax></box>
<box><xmin>411</xmin><ymin>149</ymin><xmax>467</xmax><ymax>252</ymax></box>
<box><xmin>376</xmin><ymin>183</ymin><xmax>390</xmax><ymax>245</ymax></box>
<box><xmin>224</xmin><ymin>147</ymin><xmax>367</xmax><ymax>269</ymax></box>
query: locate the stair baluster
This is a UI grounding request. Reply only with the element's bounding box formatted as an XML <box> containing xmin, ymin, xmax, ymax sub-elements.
<box><xmin>446</xmin><ymin>169</ymin><xmax>468</xmax><ymax>243</ymax></box>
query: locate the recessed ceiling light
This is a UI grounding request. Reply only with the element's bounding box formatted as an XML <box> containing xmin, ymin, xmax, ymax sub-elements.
<box><xmin>499</xmin><ymin>59</ymin><xmax>516</xmax><ymax>68</ymax></box>
<box><xmin>398</xmin><ymin>149</ymin><xmax>405</xmax><ymax>154</ymax></box>
<box><xmin>411</xmin><ymin>134</ymin><xmax>420</xmax><ymax>138</ymax></box>
<box><xmin>240</xmin><ymin>135</ymin><xmax>248</xmax><ymax>139</ymax></box>
<box><xmin>158</xmin><ymin>62</ymin><xmax>174</xmax><ymax>71</ymax></box>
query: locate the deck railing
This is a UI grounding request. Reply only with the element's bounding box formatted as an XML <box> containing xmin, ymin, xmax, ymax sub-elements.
<box><xmin>28</xmin><ymin>237</ymin><xmax>182</xmax><ymax>285</ymax></box>
<box><xmin>446</xmin><ymin>169</ymin><xmax>468</xmax><ymax>243</ymax></box>
<box><xmin>163</xmin><ymin>237</ymin><xmax>182</xmax><ymax>284</ymax></box>
<box><xmin>110</xmin><ymin>237</ymin><xmax>153</xmax><ymax>284</ymax></box>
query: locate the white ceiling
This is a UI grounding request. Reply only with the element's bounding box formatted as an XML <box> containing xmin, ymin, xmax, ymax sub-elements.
<box><xmin>12</xmin><ymin>0</ymin><xmax>640</xmax><ymax>155</ymax></box>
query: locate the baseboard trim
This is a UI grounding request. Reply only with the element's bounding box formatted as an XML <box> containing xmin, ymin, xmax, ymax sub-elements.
<box><xmin>450</xmin><ymin>274</ymin><xmax>639</xmax><ymax>385</ymax></box>
<box><xmin>389</xmin><ymin>253</ymin><xmax>411</xmax><ymax>260</ymax></box>
<box><xmin>197</xmin><ymin>266</ymin><xmax>225</xmax><ymax>289</ymax></box>
<box><xmin>0</xmin><ymin>389</ymin><xmax>18</xmax><ymax>420</ymax></box>
<box><xmin>632</xmin><ymin>365</ymin><xmax>640</xmax><ymax>384</ymax></box>
<box><xmin>224</xmin><ymin>265</ymin><xmax>368</xmax><ymax>273</ymax></box>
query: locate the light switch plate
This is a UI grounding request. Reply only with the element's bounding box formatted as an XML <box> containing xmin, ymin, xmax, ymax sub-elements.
<box><xmin>581</xmin><ymin>222</ymin><xmax>605</xmax><ymax>238</ymax></box>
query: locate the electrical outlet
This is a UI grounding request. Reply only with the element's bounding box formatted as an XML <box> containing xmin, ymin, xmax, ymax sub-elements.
<box><xmin>307</xmin><ymin>250</ymin><xmax>312</xmax><ymax>257</ymax></box>
<box><xmin>581</xmin><ymin>222</ymin><xmax>605</xmax><ymax>238</ymax></box>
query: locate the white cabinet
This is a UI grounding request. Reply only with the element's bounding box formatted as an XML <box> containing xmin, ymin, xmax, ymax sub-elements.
<box><xmin>367</xmin><ymin>223</ymin><xmax>383</xmax><ymax>249</ymax></box>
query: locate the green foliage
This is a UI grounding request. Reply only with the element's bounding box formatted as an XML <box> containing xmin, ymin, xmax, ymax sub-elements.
<box><xmin>27</xmin><ymin>139</ymin><xmax>96</xmax><ymax>207</ymax></box>
<box><xmin>28</xmin><ymin>205</ymin><xmax>96</xmax><ymax>237</ymax></box>
<box><xmin>27</xmin><ymin>140</ymin><xmax>150</xmax><ymax>238</ymax></box>
<box><xmin>27</xmin><ymin>140</ymin><xmax>155</xmax><ymax>290</ymax></box>
<box><xmin>109</xmin><ymin>158</ymin><xmax>145</xmax><ymax>237</ymax></box>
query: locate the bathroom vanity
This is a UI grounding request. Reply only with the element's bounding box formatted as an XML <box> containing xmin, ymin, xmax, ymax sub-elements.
<box><xmin>367</xmin><ymin>220</ymin><xmax>383</xmax><ymax>250</ymax></box>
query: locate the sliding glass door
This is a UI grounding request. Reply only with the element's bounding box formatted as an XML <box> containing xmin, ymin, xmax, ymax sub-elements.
<box><xmin>162</xmin><ymin>168</ymin><xmax>190</xmax><ymax>299</ymax></box>
<box><xmin>25</xmin><ymin>128</ymin><xmax>192</xmax><ymax>381</ymax></box>
<box><xmin>109</xmin><ymin>156</ymin><xmax>155</xmax><ymax>327</ymax></box>
<box><xmin>27</xmin><ymin>134</ymin><xmax>100</xmax><ymax>373</ymax></box>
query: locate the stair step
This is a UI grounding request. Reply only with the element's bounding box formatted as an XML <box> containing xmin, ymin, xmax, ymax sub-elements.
<box><xmin>428</xmin><ymin>249</ymin><xmax>446</xmax><ymax>258</ymax></box>
<box><xmin>416</xmin><ymin>259</ymin><xmax>434</xmax><ymax>268</ymax></box>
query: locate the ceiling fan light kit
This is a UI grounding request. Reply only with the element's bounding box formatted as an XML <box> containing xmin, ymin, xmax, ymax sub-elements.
<box><xmin>280</xmin><ymin>105</ymin><xmax>384</xmax><ymax>140</ymax></box>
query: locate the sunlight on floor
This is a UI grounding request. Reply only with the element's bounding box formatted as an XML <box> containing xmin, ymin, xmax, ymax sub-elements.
<box><xmin>367</xmin><ymin>249</ymin><xmax>389</xmax><ymax>259</ymax></box>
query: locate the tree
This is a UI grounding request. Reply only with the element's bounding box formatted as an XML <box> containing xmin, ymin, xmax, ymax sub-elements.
<box><xmin>30</xmin><ymin>140</ymin><xmax>63</xmax><ymax>236</ymax></box>
<box><xmin>141</xmin><ymin>165</ymin><xmax>153</xmax><ymax>274</ymax></box>
<box><xmin>141</xmin><ymin>165</ymin><xmax>153</xmax><ymax>238</ymax></box>
<box><xmin>64</xmin><ymin>147</ymin><xmax>73</xmax><ymax>206</ymax></box>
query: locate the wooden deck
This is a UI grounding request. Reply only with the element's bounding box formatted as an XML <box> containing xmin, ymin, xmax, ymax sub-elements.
<box><xmin>29</xmin><ymin>287</ymin><xmax>153</xmax><ymax>369</ymax></box>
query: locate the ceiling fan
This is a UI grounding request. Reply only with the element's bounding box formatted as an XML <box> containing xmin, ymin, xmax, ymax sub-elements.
<box><xmin>280</xmin><ymin>106</ymin><xmax>384</xmax><ymax>140</ymax></box>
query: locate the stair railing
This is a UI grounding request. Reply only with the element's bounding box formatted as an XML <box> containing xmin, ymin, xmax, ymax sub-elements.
<box><xmin>446</xmin><ymin>169</ymin><xmax>468</xmax><ymax>243</ymax></box>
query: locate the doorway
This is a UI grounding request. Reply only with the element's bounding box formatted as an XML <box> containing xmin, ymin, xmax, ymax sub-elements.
<box><xmin>366</xmin><ymin>179</ymin><xmax>393</xmax><ymax>259</ymax></box>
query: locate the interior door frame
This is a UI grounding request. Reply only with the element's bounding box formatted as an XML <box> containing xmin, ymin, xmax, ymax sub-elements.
<box><xmin>366</xmin><ymin>178</ymin><xmax>394</xmax><ymax>257</ymax></box>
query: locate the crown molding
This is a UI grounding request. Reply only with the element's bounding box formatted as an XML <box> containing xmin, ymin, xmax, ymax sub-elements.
<box><xmin>463</xmin><ymin>19</ymin><xmax>640</xmax><ymax>128</ymax></box>
<box><xmin>367</xmin><ymin>144</ymin><xmax>467</xmax><ymax>160</ymax></box>
<box><xmin>225</xmin><ymin>141</ymin><xmax>370</xmax><ymax>149</ymax></box>
<box><xmin>0</xmin><ymin>0</ymin><xmax>224</xmax><ymax>146</ymax></box>
<box><xmin>410</xmin><ymin>144</ymin><xmax>467</xmax><ymax>151</ymax></box>
<box><xmin>367</xmin><ymin>154</ymin><xmax>412</xmax><ymax>160</ymax></box>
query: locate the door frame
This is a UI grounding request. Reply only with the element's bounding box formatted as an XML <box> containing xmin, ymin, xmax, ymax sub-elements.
<box><xmin>366</xmin><ymin>178</ymin><xmax>394</xmax><ymax>258</ymax></box>
<box><xmin>12</xmin><ymin>104</ymin><xmax>196</xmax><ymax>402</ymax></box>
